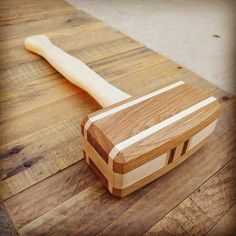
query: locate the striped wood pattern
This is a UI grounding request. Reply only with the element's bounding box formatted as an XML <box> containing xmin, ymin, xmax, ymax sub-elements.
<box><xmin>83</xmin><ymin>82</ymin><xmax>220</xmax><ymax>196</ymax></box>
<box><xmin>0</xmin><ymin>0</ymin><xmax>235</xmax><ymax>234</ymax></box>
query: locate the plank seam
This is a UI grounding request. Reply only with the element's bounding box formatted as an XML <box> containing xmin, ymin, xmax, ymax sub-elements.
<box><xmin>98</xmin><ymin>155</ymin><xmax>235</xmax><ymax>234</ymax></box>
<box><xmin>204</xmin><ymin>202</ymin><xmax>236</xmax><ymax>235</ymax></box>
<box><xmin>140</xmin><ymin>157</ymin><xmax>236</xmax><ymax>235</ymax></box>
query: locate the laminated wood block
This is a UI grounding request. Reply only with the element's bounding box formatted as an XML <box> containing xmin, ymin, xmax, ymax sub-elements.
<box><xmin>82</xmin><ymin>81</ymin><xmax>220</xmax><ymax>197</ymax></box>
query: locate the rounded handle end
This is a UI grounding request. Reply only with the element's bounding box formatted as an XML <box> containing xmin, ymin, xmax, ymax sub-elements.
<box><xmin>25</xmin><ymin>35</ymin><xmax>51</xmax><ymax>55</ymax></box>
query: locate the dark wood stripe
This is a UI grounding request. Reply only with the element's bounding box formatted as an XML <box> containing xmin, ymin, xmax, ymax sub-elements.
<box><xmin>113</xmin><ymin>110</ymin><xmax>220</xmax><ymax>174</ymax></box>
<box><xmin>83</xmin><ymin>150</ymin><xmax>87</xmax><ymax>159</ymax></box>
<box><xmin>112</xmin><ymin>187</ymin><xmax>122</xmax><ymax>197</ymax></box>
<box><xmin>88</xmin><ymin>158</ymin><xmax>108</xmax><ymax>188</ymax></box>
<box><xmin>181</xmin><ymin>139</ymin><xmax>190</xmax><ymax>156</ymax></box>
<box><xmin>168</xmin><ymin>148</ymin><xmax>176</xmax><ymax>164</ymax></box>
<box><xmin>82</xmin><ymin>117</ymin><xmax>109</xmax><ymax>163</ymax></box>
<box><xmin>112</xmin><ymin>136</ymin><xmax>212</xmax><ymax>197</ymax></box>
<box><xmin>87</xmin><ymin>132</ymin><xmax>109</xmax><ymax>163</ymax></box>
<box><xmin>80</xmin><ymin>117</ymin><xmax>89</xmax><ymax>136</ymax></box>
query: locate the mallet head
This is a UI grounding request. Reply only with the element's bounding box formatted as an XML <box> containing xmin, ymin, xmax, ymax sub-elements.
<box><xmin>82</xmin><ymin>81</ymin><xmax>220</xmax><ymax>197</ymax></box>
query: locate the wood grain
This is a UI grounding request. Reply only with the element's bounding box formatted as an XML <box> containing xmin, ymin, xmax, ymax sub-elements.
<box><xmin>4</xmin><ymin>160</ymin><xmax>98</xmax><ymax>229</ymax></box>
<box><xmin>145</xmin><ymin>158</ymin><xmax>236</xmax><ymax>235</ymax></box>
<box><xmin>98</xmin><ymin>93</ymin><xmax>235</xmax><ymax>235</ymax></box>
<box><xmin>207</xmin><ymin>204</ymin><xmax>236</xmax><ymax>236</ymax></box>
<box><xmin>0</xmin><ymin>23</ymin><xmax>140</xmax><ymax>70</ymax></box>
<box><xmin>0</xmin><ymin>203</ymin><xmax>18</xmax><ymax>236</ymax></box>
<box><xmin>83</xmin><ymin>82</ymin><xmax>220</xmax><ymax>196</ymax></box>
<box><xmin>0</xmin><ymin>8</ymin><xmax>98</xmax><ymax>40</ymax></box>
<box><xmin>1</xmin><ymin>0</ymin><xmax>235</xmax><ymax>234</ymax></box>
<box><xmin>0</xmin><ymin>0</ymin><xmax>74</xmax><ymax>22</ymax></box>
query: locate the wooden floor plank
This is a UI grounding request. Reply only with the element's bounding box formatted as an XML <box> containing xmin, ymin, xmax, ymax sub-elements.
<box><xmin>144</xmin><ymin>215</ymin><xmax>188</xmax><ymax>236</ymax></box>
<box><xmin>207</xmin><ymin>204</ymin><xmax>236</xmax><ymax>236</ymax></box>
<box><xmin>0</xmin><ymin>92</ymin><xmax>98</xmax><ymax>147</ymax></box>
<box><xmin>18</xmin><ymin>182</ymin><xmax>107</xmax><ymax>235</ymax></box>
<box><xmin>0</xmin><ymin>203</ymin><xmax>18</xmax><ymax>236</ymax></box>
<box><xmin>1</xmin><ymin>115</ymin><xmax>85</xmax><ymax>199</ymax></box>
<box><xmin>4</xmin><ymin>160</ymin><xmax>98</xmax><ymax>229</ymax></box>
<box><xmin>112</xmin><ymin>61</ymin><xmax>217</xmax><ymax>96</ymax></box>
<box><xmin>0</xmin><ymin>22</ymin><xmax>136</xmax><ymax>70</ymax></box>
<box><xmin>145</xmin><ymin>158</ymin><xmax>236</xmax><ymax>235</ymax></box>
<box><xmin>89</xmin><ymin>47</ymin><xmax>167</xmax><ymax>81</ymax></box>
<box><xmin>17</xmin><ymin>181</ymin><xmax>153</xmax><ymax>235</ymax></box>
<box><xmin>0</xmin><ymin>0</ymin><xmax>73</xmax><ymax>22</ymax></box>
<box><xmin>0</xmin><ymin>9</ymin><xmax>98</xmax><ymax>40</ymax></box>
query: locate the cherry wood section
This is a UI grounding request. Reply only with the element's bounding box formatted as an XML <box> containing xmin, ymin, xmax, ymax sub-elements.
<box><xmin>0</xmin><ymin>0</ymin><xmax>235</xmax><ymax>235</ymax></box>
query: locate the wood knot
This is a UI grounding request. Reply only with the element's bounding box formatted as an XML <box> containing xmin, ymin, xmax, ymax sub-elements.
<box><xmin>0</xmin><ymin>145</ymin><xmax>24</xmax><ymax>159</ymax></box>
<box><xmin>23</xmin><ymin>161</ymin><xmax>33</xmax><ymax>168</ymax></box>
<box><xmin>8</xmin><ymin>145</ymin><xmax>24</xmax><ymax>155</ymax></box>
<box><xmin>221</xmin><ymin>96</ymin><xmax>229</xmax><ymax>102</ymax></box>
<box><xmin>177</xmin><ymin>66</ymin><xmax>182</xmax><ymax>69</ymax></box>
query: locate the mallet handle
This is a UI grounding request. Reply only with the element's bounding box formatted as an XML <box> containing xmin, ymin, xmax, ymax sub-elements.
<box><xmin>25</xmin><ymin>35</ymin><xmax>131</xmax><ymax>107</ymax></box>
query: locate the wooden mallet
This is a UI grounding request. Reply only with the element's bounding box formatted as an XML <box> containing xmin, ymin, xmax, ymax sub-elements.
<box><xmin>25</xmin><ymin>35</ymin><xmax>220</xmax><ymax>197</ymax></box>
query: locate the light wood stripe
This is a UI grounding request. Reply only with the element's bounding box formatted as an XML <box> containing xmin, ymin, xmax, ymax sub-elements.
<box><xmin>114</xmin><ymin>118</ymin><xmax>217</xmax><ymax>189</ymax></box>
<box><xmin>82</xmin><ymin>137</ymin><xmax>110</xmax><ymax>178</ymax></box>
<box><xmin>113</xmin><ymin>153</ymin><xmax>167</xmax><ymax>189</ymax></box>
<box><xmin>109</xmin><ymin>97</ymin><xmax>217</xmax><ymax>159</ymax></box>
<box><xmin>112</xmin><ymin>134</ymin><xmax>213</xmax><ymax>197</ymax></box>
<box><xmin>84</xmin><ymin>81</ymin><xmax>185</xmax><ymax>137</ymax></box>
<box><xmin>83</xmin><ymin>119</ymin><xmax>217</xmax><ymax>191</ymax></box>
<box><xmin>189</xmin><ymin>119</ymin><xmax>218</xmax><ymax>149</ymax></box>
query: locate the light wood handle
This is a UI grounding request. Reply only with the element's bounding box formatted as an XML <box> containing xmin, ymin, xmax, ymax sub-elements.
<box><xmin>24</xmin><ymin>35</ymin><xmax>131</xmax><ymax>107</ymax></box>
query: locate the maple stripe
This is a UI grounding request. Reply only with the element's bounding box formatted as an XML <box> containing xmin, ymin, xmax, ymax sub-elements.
<box><xmin>83</xmin><ymin>120</ymin><xmax>218</xmax><ymax>191</ymax></box>
<box><xmin>109</xmin><ymin>96</ymin><xmax>217</xmax><ymax>159</ymax></box>
<box><xmin>189</xmin><ymin>119</ymin><xmax>218</xmax><ymax>149</ymax></box>
<box><xmin>113</xmin><ymin>153</ymin><xmax>167</xmax><ymax>189</ymax></box>
<box><xmin>84</xmin><ymin>81</ymin><xmax>185</xmax><ymax>137</ymax></box>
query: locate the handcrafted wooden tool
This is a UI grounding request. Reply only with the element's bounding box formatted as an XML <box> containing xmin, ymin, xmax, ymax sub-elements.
<box><xmin>25</xmin><ymin>35</ymin><xmax>221</xmax><ymax>197</ymax></box>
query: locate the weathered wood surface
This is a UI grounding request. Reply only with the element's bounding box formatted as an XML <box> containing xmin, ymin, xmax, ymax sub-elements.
<box><xmin>207</xmin><ymin>204</ymin><xmax>236</xmax><ymax>236</ymax></box>
<box><xmin>0</xmin><ymin>0</ymin><xmax>235</xmax><ymax>235</ymax></box>
<box><xmin>145</xmin><ymin>157</ymin><xmax>236</xmax><ymax>235</ymax></box>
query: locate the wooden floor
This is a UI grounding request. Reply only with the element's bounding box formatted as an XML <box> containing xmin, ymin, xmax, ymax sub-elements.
<box><xmin>0</xmin><ymin>0</ymin><xmax>235</xmax><ymax>235</ymax></box>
